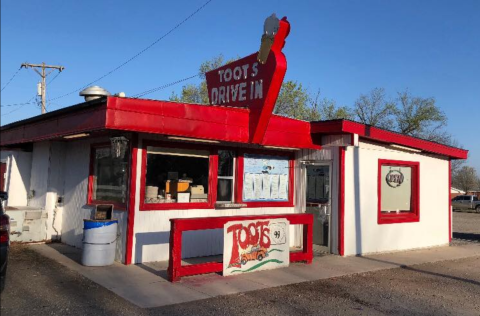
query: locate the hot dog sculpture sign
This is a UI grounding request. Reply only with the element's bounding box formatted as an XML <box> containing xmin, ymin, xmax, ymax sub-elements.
<box><xmin>206</xmin><ymin>14</ymin><xmax>290</xmax><ymax>144</ymax></box>
<box><xmin>223</xmin><ymin>218</ymin><xmax>290</xmax><ymax>276</ymax></box>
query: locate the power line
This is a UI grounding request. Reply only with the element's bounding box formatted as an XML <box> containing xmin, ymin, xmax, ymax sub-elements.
<box><xmin>131</xmin><ymin>74</ymin><xmax>199</xmax><ymax>98</ymax></box>
<box><xmin>47</xmin><ymin>70</ymin><xmax>63</xmax><ymax>85</ymax></box>
<box><xmin>1</xmin><ymin>67</ymin><xmax>22</xmax><ymax>92</ymax></box>
<box><xmin>0</xmin><ymin>67</ymin><xmax>63</xmax><ymax>108</ymax></box>
<box><xmin>21</xmin><ymin>63</ymin><xmax>65</xmax><ymax>114</ymax></box>
<box><xmin>2</xmin><ymin>72</ymin><xmax>199</xmax><ymax>115</ymax></box>
<box><xmin>47</xmin><ymin>0</ymin><xmax>213</xmax><ymax>103</ymax></box>
<box><xmin>0</xmin><ymin>100</ymin><xmax>36</xmax><ymax>107</ymax></box>
<box><xmin>1</xmin><ymin>95</ymin><xmax>38</xmax><ymax>116</ymax></box>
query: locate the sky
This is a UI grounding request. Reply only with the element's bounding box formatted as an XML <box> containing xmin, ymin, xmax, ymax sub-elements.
<box><xmin>1</xmin><ymin>0</ymin><xmax>479</xmax><ymax>170</ymax></box>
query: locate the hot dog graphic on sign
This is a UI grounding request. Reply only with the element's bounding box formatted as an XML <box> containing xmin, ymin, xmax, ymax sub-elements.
<box><xmin>223</xmin><ymin>219</ymin><xmax>289</xmax><ymax>276</ymax></box>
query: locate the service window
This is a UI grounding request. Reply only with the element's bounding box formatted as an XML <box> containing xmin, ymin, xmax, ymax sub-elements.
<box><xmin>242</xmin><ymin>153</ymin><xmax>290</xmax><ymax>203</ymax></box>
<box><xmin>144</xmin><ymin>146</ymin><xmax>210</xmax><ymax>206</ymax></box>
<box><xmin>89</xmin><ymin>145</ymin><xmax>129</xmax><ymax>207</ymax></box>
<box><xmin>217</xmin><ymin>150</ymin><xmax>235</xmax><ymax>203</ymax></box>
<box><xmin>378</xmin><ymin>159</ymin><xmax>419</xmax><ymax>224</ymax></box>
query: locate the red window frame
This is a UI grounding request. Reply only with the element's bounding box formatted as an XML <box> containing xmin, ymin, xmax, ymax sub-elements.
<box><xmin>139</xmin><ymin>141</ymin><xmax>218</xmax><ymax>211</ymax></box>
<box><xmin>139</xmin><ymin>141</ymin><xmax>295</xmax><ymax>211</ymax></box>
<box><xmin>235</xmin><ymin>149</ymin><xmax>295</xmax><ymax>208</ymax></box>
<box><xmin>377</xmin><ymin>159</ymin><xmax>420</xmax><ymax>224</ymax></box>
<box><xmin>88</xmin><ymin>143</ymin><xmax>129</xmax><ymax>210</ymax></box>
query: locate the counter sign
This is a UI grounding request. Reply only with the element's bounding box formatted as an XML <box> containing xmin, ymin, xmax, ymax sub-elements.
<box><xmin>223</xmin><ymin>218</ymin><xmax>290</xmax><ymax>276</ymax></box>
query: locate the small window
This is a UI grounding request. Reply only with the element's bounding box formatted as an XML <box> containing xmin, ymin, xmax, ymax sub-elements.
<box><xmin>473</xmin><ymin>196</ymin><xmax>479</xmax><ymax>201</ymax></box>
<box><xmin>144</xmin><ymin>146</ymin><xmax>210</xmax><ymax>204</ymax></box>
<box><xmin>378</xmin><ymin>160</ymin><xmax>419</xmax><ymax>224</ymax></box>
<box><xmin>90</xmin><ymin>145</ymin><xmax>129</xmax><ymax>206</ymax></box>
<box><xmin>217</xmin><ymin>150</ymin><xmax>235</xmax><ymax>203</ymax></box>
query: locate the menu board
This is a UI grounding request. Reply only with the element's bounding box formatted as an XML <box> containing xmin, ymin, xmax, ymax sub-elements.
<box><xmin>243</xmin><ymin>154</ymin><xmax>289</xmax><ymax>202</ymax></box>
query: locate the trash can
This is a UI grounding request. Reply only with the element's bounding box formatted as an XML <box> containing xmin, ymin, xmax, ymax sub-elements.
<box><xmin>81</xmin><ymin>219</ymin><xmax>118</xmax><ymax>266</ymax></box>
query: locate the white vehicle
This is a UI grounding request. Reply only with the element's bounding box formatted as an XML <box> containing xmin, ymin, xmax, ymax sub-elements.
<box><xmin>452</xmin><ymin>195</ymin><xmax>480</xmax><ymax>212</ymax></box>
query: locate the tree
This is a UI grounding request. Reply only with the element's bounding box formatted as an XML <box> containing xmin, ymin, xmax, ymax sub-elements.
<box><xmin>395</xmin><ymin>90</ymin><xmax>448</xmax><ymax>143</ymax></box>
<box><xmin>452</xmin><ymin>166</ymin><xmax>480</xmax><ymax>192</ymax></box>
<box><xmin>272</xmin><ymin>83</ymin><xmax>353</xmax><ymax>121</ymax></box>
<box><xmin>273</xmin><ymin>81</ymin><xmax>311</xmax><ymax>120</ymax></box>
<box><xmin>170</xmin><ymin>55</ymin><xmax>236</xmax><ymax>105</ymax></box>
<box><xmin>353</xmin><ymin>88</ymin><xmax>396</xmax><ymax>129</ymax></box>
<box><xmin>310</xmin><ymin>90</ymin><xmax>353</xmax><ymax>121</ymax></box>
<box><xmin>353</xmin><ymin>88</ymin><xmax>453</xmax><ymax>145</ymax></box>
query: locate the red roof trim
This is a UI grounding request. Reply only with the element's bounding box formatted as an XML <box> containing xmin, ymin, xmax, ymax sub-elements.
<box><xmin>106</xmin><ymin>97</ymin><xmax>320</xmax><ymax>149</ymax></box>
<box><xmin>311</xmin><ymin>119</ymin><xmax>468</xmax><ymax>160</ymax></box>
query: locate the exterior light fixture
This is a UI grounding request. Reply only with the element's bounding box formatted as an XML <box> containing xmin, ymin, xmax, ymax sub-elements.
<box><xmin>63</xmin><ymin>133</ymin><xmax>90</xmax><ymax>139</ymax></box>
<box><xmin>390</xmin><ymin>144</ymin><xmax>422</xmax><ymax>153</ymax></box>
<box><xmin>110</xmin><ymin>136</ymin><xmax>129</xmax><ymax>159</ymax></box>
<box><xmin>263</xmin><ymin>145</ymin><xmax>299</xmax><ymax>151</ymax></box>
<box><xmin>167</xmin><ymin>136</ymin><xmax>220</xmax><ymax>144</ymax></box>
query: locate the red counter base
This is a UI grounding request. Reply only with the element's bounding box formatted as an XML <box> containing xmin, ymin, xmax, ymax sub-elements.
<box><xmin>168</xmin><ymin>213</ymin><xmax>314</xmax><ymax>282</ymax></box>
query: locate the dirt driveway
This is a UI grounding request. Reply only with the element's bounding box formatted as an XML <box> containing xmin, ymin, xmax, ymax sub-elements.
<box><xmin>452</xmin><ymin>211</ymin><xmax>480</xmax><ymax>244</ymax></box>
<box><xmin>1</xmin><ymin>212</ymin><xmax>479</xmax><ymax>316</ymax></box>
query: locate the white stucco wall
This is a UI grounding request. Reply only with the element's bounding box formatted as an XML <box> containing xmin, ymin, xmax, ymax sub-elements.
<box><xmin>0</xmin><ymin>150</ymin><xmax>32</xmax><ymax>206</ymax></box>
<box><xmin>343</xmin><ymin>140</ymin><xmax>450</xmax><ymax>256</ymax></box>
<box><xmin>29</xmin><ymin>142</ymin><xmax>50</xmax><ymax>208</ymax></box>
<box><xmin>44</xmin><ymin>142</ymin><xmax>66</xmax><ymax>241</ymax></box>
<box><xmin>61</xmin><ymin>138</ymin><xmax>127</xmax><ymax>262</ymax></box>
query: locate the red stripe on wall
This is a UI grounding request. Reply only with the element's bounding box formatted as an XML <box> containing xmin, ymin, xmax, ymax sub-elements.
<box><xmin>338</xmin><ymin>147</ymin><xmax>345</xmax><ymax>256</ymax></box>
<box><xmin>448</xmin><ymin>160</ymin><xmax>452</xmax><ymax>243</ymax></box>
<box><xmin>125</xmin><ymin>134</ymin><xmax>139</xmax><ymax>265</ymax></box>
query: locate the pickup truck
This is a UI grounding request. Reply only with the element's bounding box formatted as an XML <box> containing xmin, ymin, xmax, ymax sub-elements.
<box><xmin>452</xmin><ymin>195</ymin><xmax>480</xmax><ymax>212</ymax></box>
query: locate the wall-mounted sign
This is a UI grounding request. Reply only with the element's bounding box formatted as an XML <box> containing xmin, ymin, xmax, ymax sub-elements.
<box><xmin>242</xmin><ymin>154</ymin><xmax>289</xmax><ymax>202</ymax></box>
<box><xmin>385</xmin><ymin>169</ymin><xmax>404</xmax><ymax>188</ymax></box>
<box><xmin>381</xmin><ymin>166</ymin><xmax>412</xmax><ymax>212</ymax></box>
<box><xmin>223</xmin><ymin>218</ymin><xmax>289</xmax><ymax>276</ymax></box>
<box><xmin>207</xmin><ymin>61</ymin><xmax>263</xmax><ymax>107</ymax></box>
<box><xmin>205</xmin><ymin>15</ymin><xmax>291</xmax><ymax>144</ymax></box>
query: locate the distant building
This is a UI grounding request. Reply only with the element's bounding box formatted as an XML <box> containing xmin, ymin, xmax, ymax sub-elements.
<box><xmin>451</xmin><ymin>187</ymin><xmax>465</xmax><ymax>199</ymax></box>
<box><xmin>466</xmin><ymin>190</ymin><xmax>480</xmax><ymax>199</ymax></box>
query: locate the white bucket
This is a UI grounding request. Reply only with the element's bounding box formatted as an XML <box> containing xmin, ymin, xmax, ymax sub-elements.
<box><xmin>81</xmin><ymin>220</ymin><xmax>118</xmax><ymax>267</ymax></box>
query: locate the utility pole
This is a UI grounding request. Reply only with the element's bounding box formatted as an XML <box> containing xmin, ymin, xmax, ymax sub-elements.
<box><xmin>21</xmin><ymin>62</ymin><xmax>65</xmax><ymax>114</ymax></box>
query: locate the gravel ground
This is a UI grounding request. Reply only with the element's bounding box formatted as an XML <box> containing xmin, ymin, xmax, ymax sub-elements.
<box><xmin>1</xmin><ymin>212</ymin><xmax>478</xmax><ymax>316</ymax></box>
<box><xmin>0</xmin><ymin>244</ymin><xmax>141</xmax><ymax>316</ymax></box>
<box><xmin>451</xmin><ymin>211</ymin><xmax>480</xmax><ymax>245</ymax></box>
<box><xmin>1</xmin><ymin>244</ymin><xmax>479</xmax><ymax>316</ymax></box>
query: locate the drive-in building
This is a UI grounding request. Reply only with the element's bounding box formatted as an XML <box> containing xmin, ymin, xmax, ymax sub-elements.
<box><xmin>0</xmin><ymin>17</ymin><xmax>468</xmax><ymax>267</ymax></box>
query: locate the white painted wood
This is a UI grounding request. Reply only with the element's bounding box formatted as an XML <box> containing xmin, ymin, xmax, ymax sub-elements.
<box><xmin>343</xmin><ymin>140</ymin><xmax>449</xmax><ymax>256</ymax></box>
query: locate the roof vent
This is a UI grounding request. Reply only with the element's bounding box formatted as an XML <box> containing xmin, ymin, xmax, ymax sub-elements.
<box><xmin>79</xmin><ymin>86</ymin><xmax>111</xmax><ymax>102</ymax></box>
